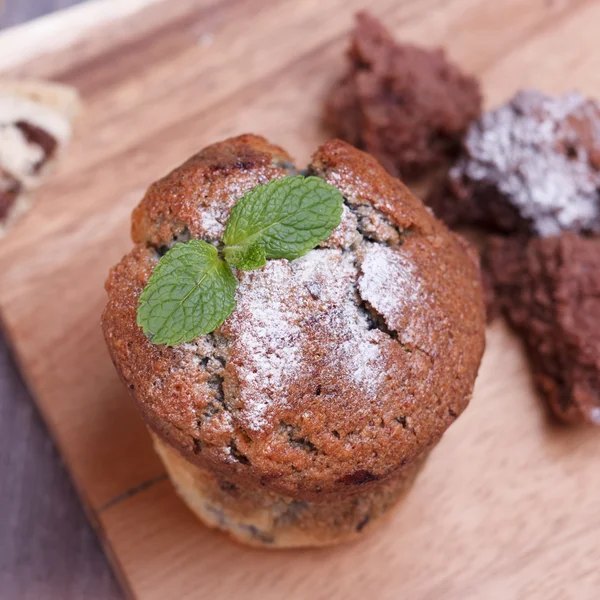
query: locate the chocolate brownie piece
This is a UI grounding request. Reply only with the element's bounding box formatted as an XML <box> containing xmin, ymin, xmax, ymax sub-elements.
<box><xmin>486</xmin><ymin>233</ymin><xmax>600</xmax><ymax>425</ymax></box>
<box><xmin>480</xmin><ymin>266</ymin><xmax>501</xmax><ymax>324</ymax></box>
<box><xmin>429</xmin><ymin>90</ymin><xmax>600</xmax><ymax>236</ymax></box>
<box><xmin>324</xmin><ymin>12</ymin><xmax>482</xmax><ymax>178</ymax></box>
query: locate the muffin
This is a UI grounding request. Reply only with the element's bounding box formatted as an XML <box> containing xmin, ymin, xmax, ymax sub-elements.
<box><xmin>427</xmin><ymin>89</ymin><xmax>600</xmax><ymax>235</ymax></box>
<box><xmin>325</xmin><ymin>12</ymin><xmax>482</xmax><ymax>179</ymax></box>
<box><xmin>102</xmin><ymin>134</ymin><xmax>485</xmax><ymax>547</ymax></box>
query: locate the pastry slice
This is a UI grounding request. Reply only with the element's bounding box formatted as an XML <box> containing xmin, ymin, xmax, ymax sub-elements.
<box><xmin>0</xmin><ymin>79</ymin><xmax>80</xmax><ymax>238</ymax></box>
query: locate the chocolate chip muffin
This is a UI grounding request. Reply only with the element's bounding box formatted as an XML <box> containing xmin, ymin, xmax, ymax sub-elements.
<box><xmin>428</xmin><ymin>89</ymin><xmax>600</xmax><ymax>235</ymax></box>
<box><xmin>486</xmin><ymin>233</ymin><xmax>600</xmax><ymax>425</ymax></box>
<box><xmin>102</xmin><ymin>134</ymin><xmax>485</xmax><ymax>547</ymax></box>
<box><xmin>325</xmin><ymin>12</ymin><xmax>482</xmax><ymax>179</ymax></box>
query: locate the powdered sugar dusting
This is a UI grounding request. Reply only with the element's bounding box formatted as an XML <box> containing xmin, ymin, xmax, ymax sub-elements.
<box><xmin>320</xmin><ymin>204</ymin><xmax>361</xmax><ymax>249</ymax></box>
<box><xmin>230</xmin><ymin>260</ymin><xmax>302</xmax><ymax>429</ymax></box>
<box><xmin>358</xmin><ymin>243</ymin><xmax>424</xmax><ymax>345</ymax></box>
<box><xmin>196</xmin><ymin>177</ymin><xmax>276</xmax><ymax>241</ymax></box>
<box><xmin>333</xmin><ymin>306</ymin><xmax>384</xmax><ymax>395</ymax></box>
<box><xmin>291</xmin><ymin>251</ymin><xmax>384</xmax><ymax>394</ymax></box>
<box><xmin>226</xmin><ymin>249</ymin><xmax>389</xmax><ymax>430</ymax></box>
<box><xmin>453</xmin><ymin>89</ymin><xmax>600</xmax><ymax>236</ymax></box>
<box><xmin>359</xmin><ymin>244</ymin><xmax>421</xmax><ymax>314</ymax></box>
<box><xmin>198</xmin><ymin>206</ymin><xmax>227</xmax><ymax>240</ymax></box>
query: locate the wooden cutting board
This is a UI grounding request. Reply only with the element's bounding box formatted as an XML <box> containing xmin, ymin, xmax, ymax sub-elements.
<box><xmin>1</xmin><ymin>0</ymin><xmax>599</xmax><ymax>598</ymax></box>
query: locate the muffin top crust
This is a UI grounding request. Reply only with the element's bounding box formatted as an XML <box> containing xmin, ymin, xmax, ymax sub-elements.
<box><xmin>103</xmin><ymin>135</ymin><xmax>485</xmax><ymax>500</ymax></box>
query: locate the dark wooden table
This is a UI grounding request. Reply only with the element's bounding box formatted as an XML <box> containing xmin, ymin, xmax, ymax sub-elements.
<box><xmin>0</xmin><ymin>4</ymin><xmax>122</xmax><ymax>599</ymax></box>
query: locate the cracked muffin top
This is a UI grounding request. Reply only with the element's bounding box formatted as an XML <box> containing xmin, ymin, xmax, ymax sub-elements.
<box><xmin>102</xmin><ymin>135</ymin><xmax>485</xmax><ymax>501</ymax></box>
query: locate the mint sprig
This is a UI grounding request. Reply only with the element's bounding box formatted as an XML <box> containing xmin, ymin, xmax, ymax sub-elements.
<box><xmin>223</xmin><ymin>176</ymin><xmax>343</xmax><ymax>268</ymax></box>
<box><xmin>223</xmin><ymin>243</ymin><xmax>266</xmax><ymax>272</ymax></box>
<box><xmin>137</xmin><ymin>175</ymin><xmax>343</xmax><ymax>346</ymax></box>
<box><xmin>137</xmin><ymin>240</ymin><xmax>237</xmax><ymax>345</ymax></box>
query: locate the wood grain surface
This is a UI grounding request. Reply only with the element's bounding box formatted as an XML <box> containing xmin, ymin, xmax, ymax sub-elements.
<box><xmin>0</xmin><ymin>2</ymin><xmax>120</xmax><ymax>599</ymax></box>
<box><xmin>0</xmin><ymin>0</ymin><xmax>599</xmax><ymax>599</ymax></box>
<box><xmin>0</xmin><ymin>331</ymin><xmax>121</xmax><ymax>599</ymax></box>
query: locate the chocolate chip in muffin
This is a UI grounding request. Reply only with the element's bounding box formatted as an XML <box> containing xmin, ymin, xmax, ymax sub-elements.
<box><xmin>428</xmin><ymin>89</ymin><xmax>600</xmax><ymax>236</ymax></box>
<box><xmin>324</xmin><ymin>11</ymin><xmax>482</xmax><ymax>178</ymax></box>
<box><xmin>485</xmin><ymin>232</ymin><xmax>600</xmax><ymax>425</ymax></box>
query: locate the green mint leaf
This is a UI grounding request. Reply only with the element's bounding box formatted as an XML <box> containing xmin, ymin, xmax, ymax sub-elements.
<box><xmin>223</xmin><ymin>175</ymin><xmax>344</xmax><ymax>265</ymax></box>
<box><xmin>137</xmin><ymin>240</ymin><xmax>237</xmax><ymax>346</ymax></box>
<box><xmin>224</xmin><ymin>243</ymin><xmax>266</xmax><ymax>271</ymax></box>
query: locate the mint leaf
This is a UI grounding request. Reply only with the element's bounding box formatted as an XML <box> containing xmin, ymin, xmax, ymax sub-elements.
<box><xmin>137</xmin><ymin>240</ymin><xmax>237</xmax><ymax>346</ymax></box>
<box><xmin>136</xmin><ymin>175</ymin><xmax>346</xmax><ymax>345</ymax></box>
<box><xmin>224</xmin><ymin>243</ymin><xmax>266</xmax><ymax>271</ymax></box>
<box><xmin>223</xmin><ymin>175</ymin><xmax>343</xmax><ymax>265</ymax></box>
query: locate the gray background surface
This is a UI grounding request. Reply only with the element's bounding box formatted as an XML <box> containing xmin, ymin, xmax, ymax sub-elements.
<box><xmin>0</xmin><ymin>1</ymin><xmax>122</xmax><ymax>598</ymax></box>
